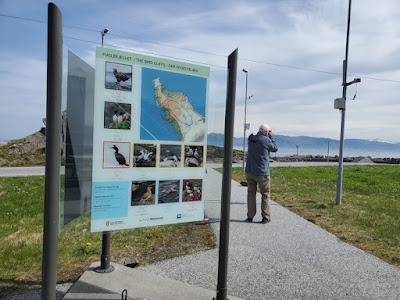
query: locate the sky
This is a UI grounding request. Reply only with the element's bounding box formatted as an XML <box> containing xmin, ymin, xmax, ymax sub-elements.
<box><xmin>0</xmin><ymin>0</ymin><xmax>400</xmax><ymax>143</ymax></box>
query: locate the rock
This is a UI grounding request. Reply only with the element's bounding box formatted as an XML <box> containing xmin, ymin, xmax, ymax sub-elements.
<box><xmin>118</xmin><ymin>256</ymin><xmax>139</xmax><ymax>268</ymax></box>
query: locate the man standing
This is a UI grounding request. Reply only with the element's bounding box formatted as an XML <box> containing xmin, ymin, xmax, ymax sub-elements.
<box><xmin>245</xmin><ymin>124</ymin><xmax>278</xmax><ymax>224</ymax></box>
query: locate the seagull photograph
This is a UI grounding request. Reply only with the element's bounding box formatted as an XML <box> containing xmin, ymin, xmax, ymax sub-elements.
<box><xmin>133</xmin><ymin>143</ymin><xmax>157</xmax><ymax>167</ymax></box>
<box><xmin>103</xmin><ymin>141</ymin><xmax>130</xmax><ymax>168</ymax></box>
<box><xmin>131</xmin><ymin>181</ymin><xmax>156</xmax><ymax>206</ymax></box>
<box><xmin>184</xmin><ymin>145</ymin><xmax>203</xmax><ymax>167</ymax></box>
<box><xmin>105</xmin><ymin>62</ymin><xmax>132</xmax><ymax>91</ymax></box>
<box><xmin>104</xmin><ymin>101</ymin><xmax>131</xmax><ymax>130</ymax></box>
<box><xmin>158</xmin><ymin>180</ymin><xmax>180</xmax><ymax>203</ymax></box>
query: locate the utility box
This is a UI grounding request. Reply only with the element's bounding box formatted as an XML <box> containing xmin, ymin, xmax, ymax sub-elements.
<box><xmin>334</xmin><ymin>98</ymin><xmax>345</xmax><ymax>110</ymax></box>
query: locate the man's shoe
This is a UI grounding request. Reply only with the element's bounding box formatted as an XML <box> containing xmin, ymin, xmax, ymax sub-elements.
<box><xmin>260</xmin><ymin>218</ymin><xmax>270</xmax><ymax>224</ymax></box>
<box><xmin>245</xmin><ymin>217</ymin><xmax>253</xmax><ymax>222</ymax></box>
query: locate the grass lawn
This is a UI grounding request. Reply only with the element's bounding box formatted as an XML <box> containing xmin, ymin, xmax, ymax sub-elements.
<box><xmin>0</xmin><ymin>176</ymin><xmax>215</xmax><ymax>297</ymax></box>
<box><xmin>230</xmin><ymin>165</ymin><xmax>400</xmax><ymax>267</ymax></box>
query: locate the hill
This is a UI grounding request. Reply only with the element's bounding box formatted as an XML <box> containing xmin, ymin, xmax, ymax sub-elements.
<box><xmin>207</xmin><ymin>133</ymin><xmax>400</xmax><ymax>158</ymax></box>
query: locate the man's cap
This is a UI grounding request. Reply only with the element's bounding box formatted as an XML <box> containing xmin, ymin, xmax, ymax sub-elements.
<box><xmin>259</xmin><ymin>124</ymin><xmax>271</xmax><ymax>132</ymax></box>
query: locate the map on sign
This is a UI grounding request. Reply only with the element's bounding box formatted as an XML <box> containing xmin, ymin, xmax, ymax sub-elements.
<box><xmin>140</xmin><ymin>68</ymin><xmax>207</xmax><ymax>142</ymax></box>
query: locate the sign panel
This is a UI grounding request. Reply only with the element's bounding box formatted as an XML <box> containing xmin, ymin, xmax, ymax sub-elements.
<box><xmin>91</xmin><ymin>47</ymin><xmax>209</xmax><ymax>232</ymax></box>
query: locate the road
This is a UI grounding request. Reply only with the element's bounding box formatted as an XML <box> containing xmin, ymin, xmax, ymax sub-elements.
<box><xmin>0</xmin><ymin>162</ymin><xmax>381</xmax><ymax>177</ymax></box>
<box><xmin>0</xmin><ymin>166</ymin><xmax>64</xmax><ymax>177</ymax></box>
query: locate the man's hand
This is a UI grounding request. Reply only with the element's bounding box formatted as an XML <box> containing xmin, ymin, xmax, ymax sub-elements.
<box><xmin>267</xmin><ymin>130</ymin><xmax>272</xmax><ymax>138</ymax></box>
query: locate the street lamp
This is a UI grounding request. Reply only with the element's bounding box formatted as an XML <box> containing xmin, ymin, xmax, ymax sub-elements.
<box><xmin>335</xmin><ymin>0</ymin><xmax>361</xmax><ymax>206</ymax></box>
<box><xmin>98</xmin><ymin>26</ymin><xmax>114</xmax><ymax>274</ymax></box>
<box><xmin>101</xmin><ymin>28</ymin><xmax>109</xmax><ymax>47</ymax></box>
<box><xmin>242</xmin><ymin>69</ymin><xmax>253</xmax><ymax>169</ymax></box>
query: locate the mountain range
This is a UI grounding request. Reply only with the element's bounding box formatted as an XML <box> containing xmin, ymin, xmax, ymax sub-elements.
<box><xmin>207</xmin><ymin>133</ymin><xmax>400</xmax><ymax>158</ymax></box>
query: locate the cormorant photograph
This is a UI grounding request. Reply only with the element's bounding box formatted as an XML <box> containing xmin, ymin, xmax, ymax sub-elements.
<box><xmin>103</xmin><ymin>141</ymin><xmax>130</xmax><ymax>168</ymax></box>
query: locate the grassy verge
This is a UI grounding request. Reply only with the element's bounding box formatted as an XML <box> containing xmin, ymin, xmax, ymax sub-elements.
<box><xmin>230</xmin><ymin>166</ymin><xmax>400</xmax><ymax>267</ymax></box>
<box><xmin>0</xmin><ymin>176</ymin><xmax>215</xmax><ymax>297</ymax></box>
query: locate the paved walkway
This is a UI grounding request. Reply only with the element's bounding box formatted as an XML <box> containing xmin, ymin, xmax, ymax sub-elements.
<box><xmin>142</xmin><ymin>168</ymin><xmax>400</xmax><ymax>299</ymax></box>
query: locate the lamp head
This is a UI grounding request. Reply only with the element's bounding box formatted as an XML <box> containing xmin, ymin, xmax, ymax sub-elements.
<box><xmin>242</xmin><ymin>69</ymin><xmax>248</xmax><ymax>73</ymax></box>
<box><xmin>102</xmin><ymin>28</ymin><xmax>109</xmax><ymax>35</ymax></box>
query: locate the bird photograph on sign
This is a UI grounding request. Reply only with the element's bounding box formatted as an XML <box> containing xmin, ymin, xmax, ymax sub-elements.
<box><xmin>182</xmin><ymin>179</ymin><xmax>202</xmax><ymax>202</ymax></box>
<box><xmin>160</xmin><ymin>144</ymin><xmax>182</xmax><ymax>167</ymax></box>
<box><xmin>104</xmin><ymin>101</ymin><xmax>131</xmax><ymax>130</ymax></box>
<box><xmin>105</xmin><ymin>62</ymin><xmax>132</xmax><ymax>91</ymax></box>
<box><xmin>184</xmin><ymin>145</ymin><xmax>203</xmax><ymax>167</ymax></box>
<box><xmin>158</xmin><ymin>180</ymin><xmax>180</xmax><ymax>203</ymax></box>
<box><xmin>133</xmin><ymin>143</ymin><xmax>157</xmax><ymax>167</ymax></box>
<box><xmin>103</xmin><ymin>141</ymin><xmax>130</xmax><ymax>168</ymax></box>
<box><xmin>131</xmin><ymin>181</ymin><xmax>156</xmax><ymax>206</ymax></box>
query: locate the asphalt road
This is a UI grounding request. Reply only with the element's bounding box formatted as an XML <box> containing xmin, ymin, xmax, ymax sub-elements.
<box><xmin>0</xmin><ymin>162</ymin><xmax>379</xmax><ymax>177</ymax></box>
<box><xmin>0</xmin><ymin>166</ymin><xmax>64</xmax><ymax>177</ymax></box>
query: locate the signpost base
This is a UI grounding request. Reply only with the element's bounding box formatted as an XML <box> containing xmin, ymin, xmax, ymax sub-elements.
<box><xmin>94</xmin><ymin>265</ymin><xmax>115</xmax><ymax>273</ymax></box>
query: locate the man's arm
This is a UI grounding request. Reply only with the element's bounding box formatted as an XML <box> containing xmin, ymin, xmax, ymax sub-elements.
<box><xmin>265</xmin><ymin>136</ymin><xmax>278</xmax><ymax>152</ymax></box>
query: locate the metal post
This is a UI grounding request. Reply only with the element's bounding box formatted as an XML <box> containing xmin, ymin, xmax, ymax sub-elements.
<box><xmin>336</xmin><ymin>0</ymin><xmax>352</xmax><ymax>205</ymax></box>
<box><xmin>327</xmin><ymin>140</ymin><xmax>330</xmax><ymax>162</ymax></box>
<box><xmin>42</xmin><ymin>3</ymin><xmax>62</xmax><ymax>299</ymax></box>
<box><xmin>97</xmin><ymin>31</ymin><xmax>114</xmax><ymax>273</ymax></box>
<box><xmin>242</xmin><ymin>70</ymin><xmax>248</xmax><ymax>169</ymax></box>
<box><xmin>215</xmin><ymin>49</ymin><xmax>238</xmax><ymax>300</ymax></box>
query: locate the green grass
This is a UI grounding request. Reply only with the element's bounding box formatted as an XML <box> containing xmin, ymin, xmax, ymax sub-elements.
<box><xmin>230</xmin><ymin>166</ymin><xmax>400</xmax><ymax>266</ymax></box>
<box><xmin>0</xmin><ymin>176</ymin><xmax>215</xmax><ymax>297</ymax></box>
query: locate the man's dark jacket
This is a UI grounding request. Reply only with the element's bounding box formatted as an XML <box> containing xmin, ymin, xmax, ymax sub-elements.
<box><xmin>245</xmin><ymin>132</ymin><xmax>278</xmax><ymax>176</ymax></box>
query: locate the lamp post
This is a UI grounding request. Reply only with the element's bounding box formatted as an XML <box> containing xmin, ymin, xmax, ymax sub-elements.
<box><xmin>335</xmin><ymin>0</ymin><xmax>361</xmax><ymax>205</ymax></box>
<box><xmin>101</xmin><ymin>28</ymin><xmax>109</xmax><ymax>47</ymax></box>
<box><xmin>97</xmin><ymin>27</ymin><xmax>114</xmax><ymax>273</ymax></box>
<box><xmin>242</xmin><ymin>69</ymin><xmax>253</xmax><ymax>169</ymax></box>
<box><xmin>327</xmin><ymin>140</ymin><xmax>330</xmax><ymax>162</ymax></box>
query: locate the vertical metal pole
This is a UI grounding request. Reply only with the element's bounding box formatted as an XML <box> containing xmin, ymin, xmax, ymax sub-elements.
<box><xmin>97</xmin><ymin>35</ymin><xmax>113</xmax><ymax>273</ymax></box>
<box><xmin>101</xmin><ymin>232</ymin><xmax>111</xmax><ymax>269</ymax></box>
<box><xmin>336</xmin><ymin>0</ymin><xmax>352</xmax><ymax>205</ymax></box>
<box><xmin>42</xmin><ymin>3</ymin><xmax>62</xmax><ymax>300</ymax></box>
<box><xmin>242</xmin><ymin>72</ymin><xmax>248</xmax><ymax>169</ymax></box>
<box><xmin>216</xmin><ymin>49</ymin><xmax>238</xmax><ymax>300</ymax></box>
<box><xmin>327</xmin><ymin>140</ymin><xmax>330</xmax><ymax>162</ymax></box>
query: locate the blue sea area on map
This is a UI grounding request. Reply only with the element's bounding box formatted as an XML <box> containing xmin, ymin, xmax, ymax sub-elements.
<box><xmin>140</xmin><ymin>67</ymin><xmax>207</xmax><ymax>141</ymax></box>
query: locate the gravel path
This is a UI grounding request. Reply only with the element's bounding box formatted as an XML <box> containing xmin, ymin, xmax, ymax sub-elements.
<box><xmin>141</xmin><ymin>168</ymin><xmax>400</xmax><ymax>299</ymax></box>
